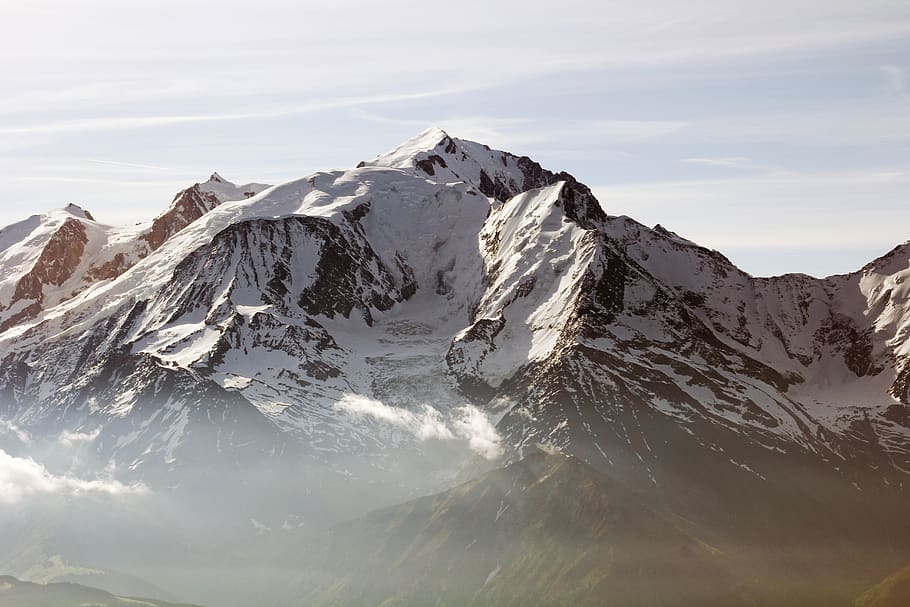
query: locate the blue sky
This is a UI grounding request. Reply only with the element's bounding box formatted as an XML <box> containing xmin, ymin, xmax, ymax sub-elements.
<box><xmin>1</xmin><ymin>0</ymin><xmax>908</xmax><ymax>277</ymax></box>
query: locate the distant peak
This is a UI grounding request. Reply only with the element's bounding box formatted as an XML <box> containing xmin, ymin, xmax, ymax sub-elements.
<box><xmin>196</xmin><ymin>172</ymin><xmax>269</xmax><ymax>203</ymax></box>
<box><xmin>398</xmin><ymin>126</ymin><xmax>454</xmax><ymax>154</ymax></box>
<box><xmin>63</xmin><ymin>203</ymin><xmax>94</xmax><ymax>221</ymax></box>
<box><xmin>207</xmin><ymin>172</ymin><xmax>230</xmax><ymax>185</ymax></box>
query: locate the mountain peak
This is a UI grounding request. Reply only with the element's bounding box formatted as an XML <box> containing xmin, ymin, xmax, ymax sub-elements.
<box><xmin>419</xmin><ymin>124</ymin><xmax>451</xmax><ymax>143</ymax></box>
<box><xmin>365</xmin><ymin>126</ymin><xmax>454</xmax><ymax>170</ymax></box>
<box><xmin>403</xmin><ymin>125</ymin><xmax>452</xmax><ymax>152</ymax></box>
<box><xmin>206</xmin><ymin>171</ymin><xmax>230</xmax><ymax>185</ymax></box>
<box><xmin>62</xmin><ymin>203</ymin><xmax>94</xmax><ymax>221</ymax></box>
<box><xmin>364</xmin><ymin>127</ymin><xmax>588</xmax><ymax>209</ymax></box>
<box><xmin>198</xmin><ymin>173</ymin><xmax>269</xmax><ymax>203</ymax></box>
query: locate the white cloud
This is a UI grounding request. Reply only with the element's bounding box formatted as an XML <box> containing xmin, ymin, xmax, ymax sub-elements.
<box><xmin>0</xmin><ymin>419</ymin><xmax>30</xmax><ymax>445</ymax></box>
<box><xmin>335</xmin><ymin>395</ymin><xmax>502</xmax><ymax>459</ymax></box>
<box><xmin>336</xmin><ymin>394</ymin><xmax>454</xmax><ymax>441</ymax></box>
<box><xmin>451</xmin><ymin>406</ymin><xmax>503</xmax><ymax>460</ymax></box>
<box><xmin>58</xmin><ymin>428</ymin><xmax>101</xmax><ymax>448</ymax></box>
<box><xmin>0</xmin><ymin>449</ymin><xmax>148</xmax><ymax>504</ymax></box>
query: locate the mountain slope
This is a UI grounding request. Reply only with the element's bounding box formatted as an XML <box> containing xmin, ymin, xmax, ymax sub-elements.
<box><xmin>0</xmin><ymin>129</ymin><xmax>905</xmax><ymax>462</ymax></box>
<box><xmin>292</xmin><ymin>452</ymin><xmax>750</xmax><ymax>607</ymax></box>
<box><xmin>855</xmin><ymin>565</ymin><xmax>910</xmax><ymax>607</ymax></box>
<box><xmin>0</xmin><ymin>128</ymin><xmax>907</xmax><ymax>490</ymax></box>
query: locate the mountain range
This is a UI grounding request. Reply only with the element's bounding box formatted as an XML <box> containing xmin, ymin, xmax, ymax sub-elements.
<box><xmin>0</xmin><ymin>127</ymin><xmax>907</xmax><ymax>606</ymax></box>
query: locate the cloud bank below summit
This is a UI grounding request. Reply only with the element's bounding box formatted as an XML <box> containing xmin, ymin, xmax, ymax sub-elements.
<box><xmin>335</xmin><ymin>394</ymin><xmax>503</xmax><ymax>460</ymax></box>
<box><xmin>0</xmin><ymin>448</ymin><xmax>148</xmax><ymax>504</ymax></box>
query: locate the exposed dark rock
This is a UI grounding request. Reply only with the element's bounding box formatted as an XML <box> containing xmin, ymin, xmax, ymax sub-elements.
<box><xmin>415</xmin><ymin>154</ymin><xmax>447</xmax><ymax>176</ymax></box>
<box><xmin>87</xmin><ymin>252</ymin><xmax>134</xmax><ymax>282</ymax></box>
<box><xmin>141</xmin><ymin>185</ymin><xmax>221</xmax><ymax>251</ymax></box>
<box><xmin>883</xmin><ymin>404</ymin><xmax>910</xmax><ymax>427</ymax></box>
<box><xmin>820</xmin><ymin>314</ymin><xmax>884</xmax><ymax>378</ymax></box>
<box><xmin>0</xmin><ymin>218</ymin><xmax>88</xmax><ymax>331</ymax></box>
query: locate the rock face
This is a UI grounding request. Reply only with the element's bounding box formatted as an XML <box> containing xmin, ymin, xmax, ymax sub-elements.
<box><xmin>141</xmin><ymin>185</ymin><xmax>222</xmax><ymax>251</ymax></box>
<box><xmin>0</xmin><ymin>128</ymin><xmax>908</xmax><ymax>575</ymax></box>
<box><xmin>141</xmin><ymin>174</ymin><xmax>267</xmax><ymax>251</ymax></box>
<box><xmin>0</xmin><ymin>217</ymin><xmax>88</xmax><ymax>331</ymax></box>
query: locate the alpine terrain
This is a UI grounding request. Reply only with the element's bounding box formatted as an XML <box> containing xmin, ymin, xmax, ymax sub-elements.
<box><xmin>0</xmin><ymin>128</ymin><xmax>908</xmax><ymax>606</ymax></box>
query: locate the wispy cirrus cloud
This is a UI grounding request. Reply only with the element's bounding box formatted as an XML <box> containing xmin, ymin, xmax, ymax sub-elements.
<box><xmin>0</xmin><ymin>87</ymin><xmax>473</xmax><ymax>137</ymax></box>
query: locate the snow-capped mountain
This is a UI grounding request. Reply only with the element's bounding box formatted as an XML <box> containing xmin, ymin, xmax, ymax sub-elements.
<box><xmin>0</xmin><ymin>128</ymin><xmax>907</xmax><ymax>531</ymax></box>
<box><xmin>0</xmin><ymin>175</ymin><xmax>268</xmax><ymax>333</ymax></box>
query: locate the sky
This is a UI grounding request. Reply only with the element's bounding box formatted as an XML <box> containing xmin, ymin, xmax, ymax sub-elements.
<box><xmin>1</xmin><ymin>0</ymin><xmax>908</xmax><ymax>277</ymax></box>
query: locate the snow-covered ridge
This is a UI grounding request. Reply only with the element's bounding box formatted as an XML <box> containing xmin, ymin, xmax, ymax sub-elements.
<box><xmin>0</xmin><ymin>205</ymin><xmax>110</xmax><ymax>331</ymax></box>
<box><xmin>199</xmin><ymin>172</ymin><xmax>269</xmax><ymax>202</ymax></box>
<box><xmin>449</xmin><ymin>181</ymin><xmax>600</xmax><ymax>387</ymax></box>
<box><xmin>0</xmin><ymin>127</ymin><xmax>907</xmax><ymax>493</ymax></box>
<box><xmin>0</xmin><ymin>174</ymin><xmax>272</xmax><ymax>336</ymax></box>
